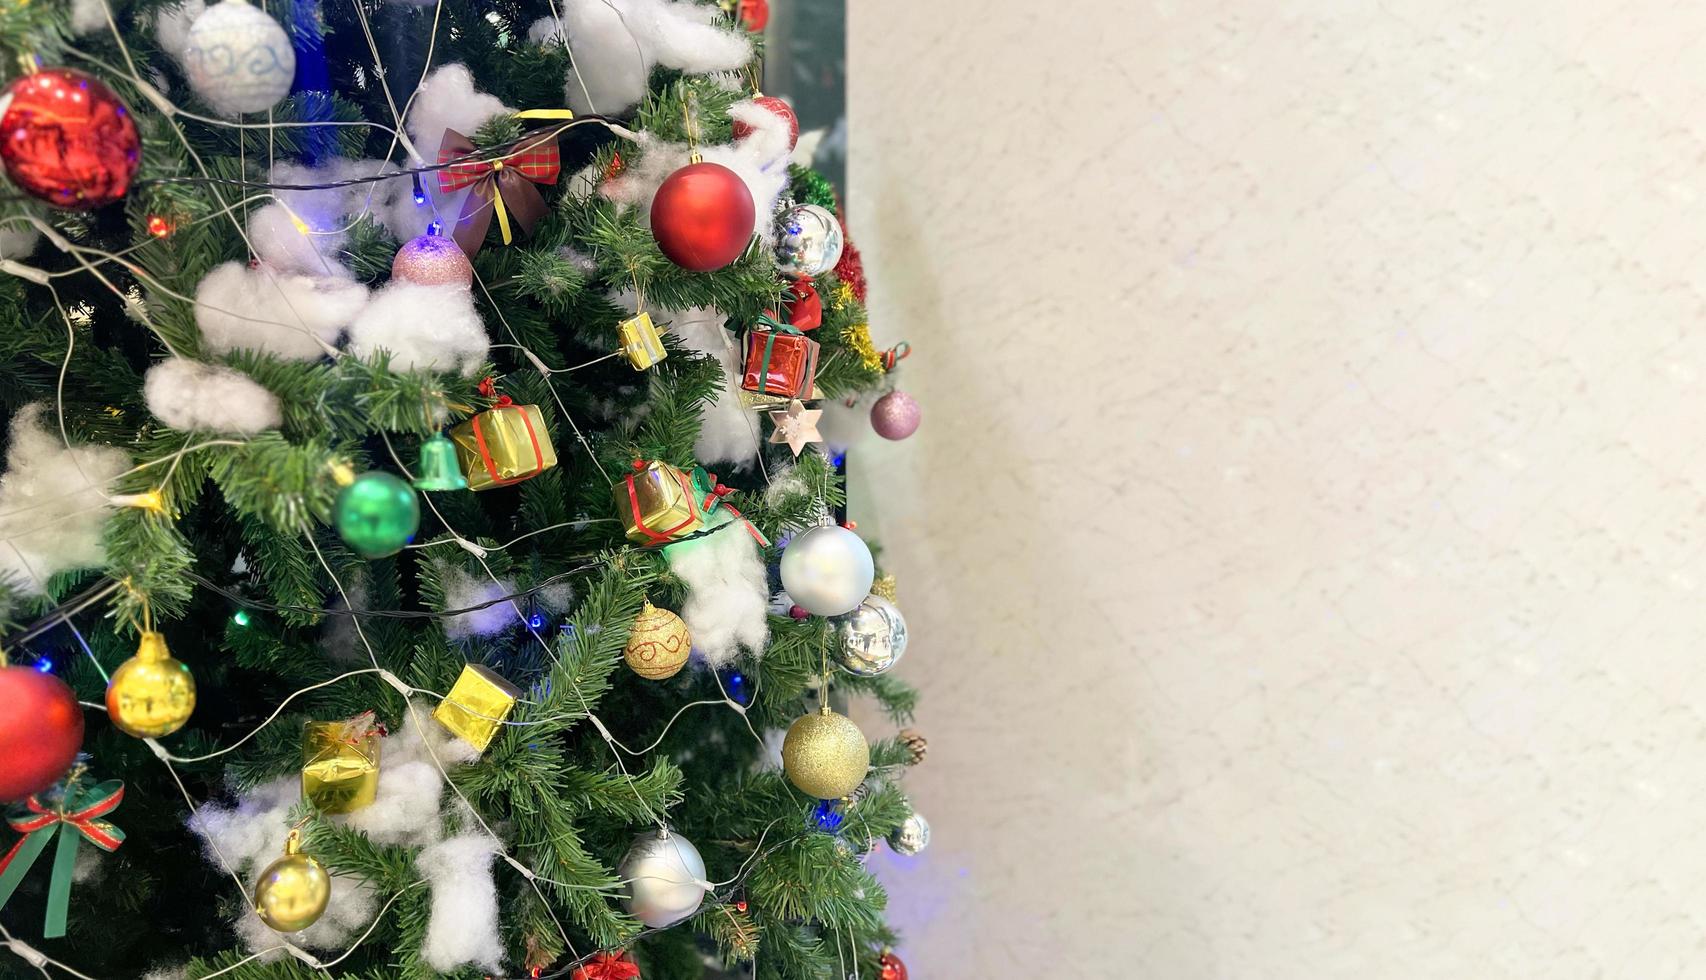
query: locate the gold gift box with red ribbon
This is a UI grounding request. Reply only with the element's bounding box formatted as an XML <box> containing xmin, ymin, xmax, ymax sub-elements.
<box><xmin>615</xmin><ymin>460</ymin><xmax>706</xmax><ymax>546</ymax></box>
<box><xmin>450</xmin><ymin>399</ymin><xmax>558</xmax><ymax>491</ymax></box>
<box><xmin>741</xmin><ymin>328</ymin><xmax>820</xmax><ymax>400</ymax></box>
<box><xmin>301</xmin><ymin>714</ymin><xmax>382</xmax><ymax>814</ymax></box>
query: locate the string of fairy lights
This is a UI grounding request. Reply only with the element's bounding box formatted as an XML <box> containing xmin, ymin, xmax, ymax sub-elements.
<box><xmin>0</xmin><ymin>0</ymin><xmax>910</xmax><ymax>976</ymax></box>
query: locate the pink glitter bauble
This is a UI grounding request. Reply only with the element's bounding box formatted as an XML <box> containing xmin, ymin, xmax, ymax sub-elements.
<box><xmin>870</xmin><ymin>391</ymin><xmax>921</xmax><ymax>440</ymax></box>
<box><xmin>391</xmin><ymin>234</ymin><xmax>473</xmax><ymax>287</ymax></box>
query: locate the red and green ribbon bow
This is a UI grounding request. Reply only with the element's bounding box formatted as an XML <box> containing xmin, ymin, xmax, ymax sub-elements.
<box><xmin>0</xmin><ymin>778</ymin><xmax>125</xmax><ymax>938</ymax></box>
<box><xmin>436</xmin><ymin>110</ymin><xmax>573</xmax><ymax>255</ymax></box>
<box><xmin>689</xmin><ymin>466</ymin><xmax>769</xmax><ymax>547</ymax></box>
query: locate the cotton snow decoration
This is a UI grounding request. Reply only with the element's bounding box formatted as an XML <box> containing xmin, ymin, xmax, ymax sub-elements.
<box><xmin>270</xmin><ymin>159</ymin><xmax>433</xmax><ymax>246</ymax></box>
<box><xmin>345</xmin><ymin>281</ymin><xmax>489</xmax><ymax>375</ymax></box>
<box><xmin>153</xmin><ymin>0</ymin><xmax>207</xmax><ymax>61</ymax></box>
<box><xmin>417</xmin><ymin>835</ymin><xmax>505</xmax><ymax>972</ymax></box>
<box><xmin>0</xmin><ymin>405</ymin><xmax>128</xmax><ymax>596</ymax></box>
<box><xmin>246</xmin><ymin>202</ymin><xmax>350</xmax><ymax>277</ymax></box>
<box><xmin>144</xmin><ymin>358</ymin><xmax>282</xmax><ymax>434</ymax></box>
<box><xmin>669</xmin><ymin>304</ymin><xmax>759</xmax><ymax>469</ymax></box>
<box><xmin>194</xmin><ymin>261</ymin><xmax>368</xmax><ymax>361</ymax></box>
<box><xmin>186</xmin><ymin>703</ymin><xmax>490</xmax><ymax>960</ymax></box>
<box><xmin>535</xmin><ymin>0</ymin><xmax>752</xmax><ymax>116</ymax></box>
<box><xmin>435</xmin><ymin>563</ymin><xmax>520</xmax><ymax>640</ymax></box>
<box><xmin>405</xmin><ymin>65</ymin><xmax>511</xmax><ymax>154</ymax></box>
<box><xmin>0</xmin><ymin>227</ymin><xmax>40</xmax><ymax>259</ymax></box>
<box><xmin>666</xmin><ymin>515</ymin><xmax>769</xmax><ymax>667</ymax></box>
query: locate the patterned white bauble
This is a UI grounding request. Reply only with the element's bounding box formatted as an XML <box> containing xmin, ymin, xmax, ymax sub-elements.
<box><xmin>182</xmin><ymin>0</ymin><xmax>296</xmax><ymax>116</ymax></box>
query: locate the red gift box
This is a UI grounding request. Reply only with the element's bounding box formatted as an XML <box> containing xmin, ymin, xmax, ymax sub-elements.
<box><xmin>740</xmin><ymin>328</ymin><xmax>819</xmax><ymax>399</ymax></box>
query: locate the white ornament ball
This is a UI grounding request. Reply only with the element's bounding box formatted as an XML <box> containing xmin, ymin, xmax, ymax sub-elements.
<box><xmin>773</xmin><ymin>204</ymin><xmax>844</xmax><ymax>279</ymax></box>
<box><xmin>182</xmin><ymin>0</ymin><xmax>297</xmax><ymax>116</ymax></box>
<box><xmin>618</xmin><ymin>830</ymin><xmax>708</xmax><ymax>929</ymax></box>
<box><xmin>780</xmin><ymin>524</ymin><xmax>874</xmax><ymax>617</ymax></box>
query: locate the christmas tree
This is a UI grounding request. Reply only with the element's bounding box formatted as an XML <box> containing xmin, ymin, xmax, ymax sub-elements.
<box><xmin>0</xmin><ymin>1</ymin><xmax>923</xmax><ymax>977</ymax></box>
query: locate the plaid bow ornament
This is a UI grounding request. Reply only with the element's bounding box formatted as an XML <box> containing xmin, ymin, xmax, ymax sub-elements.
<box><xmin>435</xmin><ymin>111</ymin><xmax>574</xmax><ymax>255</ymax></box>
<box><xmin>0</xmin><ymin>773</ymin><xmax>125</xmax><ymax>938</ymax></box>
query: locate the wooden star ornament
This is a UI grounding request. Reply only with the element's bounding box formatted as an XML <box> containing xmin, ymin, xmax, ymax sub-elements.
<box><xmin>768</xmin><ymin>399</ymin><xmax>824</xmax><ymax>456</ymax></box>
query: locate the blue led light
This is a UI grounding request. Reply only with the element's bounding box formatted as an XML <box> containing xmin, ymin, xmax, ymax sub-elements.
<box><xmin>831</xmin><ymin>452</ymin><xmax>846</xmax><ymax>468</ymax></box>
<box><xmin>808</xmin><ymin>799</ymin><xmax>844</xmax><ymax>832</ymax></box>
<box><xmin>427</xmin><ymin>220</ymin><xmax>442</xmax><ymax>236</ymax></box>
<box><xmin>528</xmin><ymin>613</ymin><xmax>546</xmax><ymax>630</ymax></box>
<box><xmin>724</xmin><ymin>671</ymin><xmax>750</xmax><ymax>705</ymax></box>
<box><xmin>33</xmin><ymin>657</ymin><xmax>53</xmax><ymax>673</ymax></box>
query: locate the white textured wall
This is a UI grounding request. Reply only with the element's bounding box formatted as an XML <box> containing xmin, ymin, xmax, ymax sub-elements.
<box><xmin>847</xmin><ymin>3</ymin><xmax>1706</xmax><ymax>977</ymax></box>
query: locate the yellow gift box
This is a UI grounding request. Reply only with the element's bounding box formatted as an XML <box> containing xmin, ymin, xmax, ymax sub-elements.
<box><xmin>301</xmin><ymin>715</ymin><xmax>382</xmax><ymax>814</ymax></box>
<box><xmin>432</xmin><ymin>664</ymin><xmax>522</xmax><ymax>752</ymax></box>
<box><xmin>614</xmin><ymin>460</ymin><xmax>705</xmax><ymax>547</ymax></box>
<box><xmin>450</xmin><ymin>400</ymin><xmax>558</xmax><ymax>491</ymax></box>
<box><xmin>618</xmin><ymin>311</ymin><xmax>667</xmax><ymax>371</ymax></box>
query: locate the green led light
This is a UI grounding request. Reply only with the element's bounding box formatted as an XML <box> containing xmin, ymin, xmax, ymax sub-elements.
<box><xmin>232</xmin><ymin>609</ymin><xmax>251</xmax><ymax>627</ymax></box>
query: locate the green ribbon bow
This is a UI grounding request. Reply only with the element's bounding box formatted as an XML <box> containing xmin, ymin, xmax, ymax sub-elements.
<box><xmin>0</xmin><ymin>776</ymin><xmax>125</xmax><ymax>938</ymax></box>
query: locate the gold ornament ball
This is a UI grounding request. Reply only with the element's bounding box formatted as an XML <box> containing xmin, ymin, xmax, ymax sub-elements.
<box><xmin>254</xmin><ymin>842</ymin><xmax>331</xmax><ymax>933</ymax></box>
<box><xmin>781</xmin><ymin>707</ymin><xmax>870</xmax><ymax>799</ymax></box>
<box><xmin>106</xmin><ymin>631</ymin><xmax>196</xmax><ymax>738</ymax></box>
<box><xmin>625</xmin><ymin>601</ymin><xmax>692</xmax><ymax>680</ymax></box>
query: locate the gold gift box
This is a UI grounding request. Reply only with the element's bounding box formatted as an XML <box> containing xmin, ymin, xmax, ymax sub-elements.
<box><xmin>432</xmin><ymin>663</ymin><xmax>522</xmax><ymax>752</ymax></box>
<box><xmin>614</xmin><ymin>460</ymin><xmax>704</xmax><ymax>547</ymax></box>
<box><xmin>301</xmin><ymin>717</ymin><xmax>382</xmax><ymax>814</ymax></box>
<box><xmin>449</xmin><ymin>401</ymin><xmax>558</xmax><ymax>491</ymax></box>
<box><xmin>618</xmin><ymin>311</ymin><xmax>667</xmax><ymax>371</ymax></box>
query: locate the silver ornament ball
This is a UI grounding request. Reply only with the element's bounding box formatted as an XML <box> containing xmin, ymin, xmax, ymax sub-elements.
<box><xmin>833</xmin><ymin>595</ymin><xmax>908</xmax><ymax>676</ymax></box>
<box><xmin>773</xmin><ymin>204</ymin><xmax>844</xmax><ymax>278</ymax></box>
<box><xmin>888</xmin><ymin>811</ymin><xmax>931</xmax><ymax>856</ymax></box>
<box><xmin>618</xmin><ymin>830</ymin><xmax>708</xmax><ymax>929</ymax></box>
<box><xmin>183</xmin><ymin>0</ymin><xmax>297</xmax><ymax>116</ymax></box>
<box><xmin>780</xmin><ymin>524</ymin><xmax>875</xmax><ymax>617</ymax></box>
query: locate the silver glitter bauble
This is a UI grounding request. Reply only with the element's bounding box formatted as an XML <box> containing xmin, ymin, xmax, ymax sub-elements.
<box><xmin>182</xmin><ymin>0</ymin><xmax>296</xmax><ymax>116</ymax></box>
<box><xmin>833</xmin><ymin>595</ymin><xmax>908</xmax><ymax>676</ymax></box>
<box><xmin>887</xmin><ymin>811</ymin><xmax>930</xmax><ymax>856</ymax></box>
<box><xmin>619</xmin><ymin>830</ymin><xmax>708</xmax><ymax>928</ymax></box>
<box><xmin>773</xmin><ymin>204</ymin><xmax>844</xmax><ymax>278</ymax></box>
<box><xmin>780</xmin><ymin>524</ymin><xmax>874</xmax><ymax>617</ymax></box>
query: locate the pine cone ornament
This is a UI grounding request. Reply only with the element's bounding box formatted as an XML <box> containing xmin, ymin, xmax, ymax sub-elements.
<box><xmin>898</xmin><ymin>728</ymin><xmax>927</xmax><ymax>766</ymax></box>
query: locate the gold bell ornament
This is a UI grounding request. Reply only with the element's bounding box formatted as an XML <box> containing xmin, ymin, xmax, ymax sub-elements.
<box><xmin>624</xmin><ymin>600</ymin><xmax>691</xmax><ymax>680</ymax></box>
<box><xmin>254</xmin><ymin>828</ymin><xmax>331</xmax><ymax>933</ymax></box>
<box><xmin>412</xmin><ymin>432</ymin><xmax>469</xmax><ymax>491</ymax></box>
<box><xmin>106</xmin><ymin>630</ymin><xmax>196</xmax><ymax>739</ymax></box>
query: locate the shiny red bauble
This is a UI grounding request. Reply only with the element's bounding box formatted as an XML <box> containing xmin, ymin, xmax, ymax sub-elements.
<box><xmin>0</xmin><ymin>666</ymin><xmax>84</xmax><ymax>803</ymax></box>
<box><xmin>738</xmin><ymin>0</ymin><xmax>768</xmax><ymax>32</ymax></box>
<box><xmin>570</xmin><ymin>951</ymin><xmax>641</xmax><ymax>980</ymax></box>
<box><xmin>879</xmin><ymin>951</ymin><xmax>908</xmax><ymax>980</ymax></box>
<box><xmin>0</xmin><ymin>68</ymin><xmax>141</xmax><ymax>210</ymax></box>
<box><xmin>650</xmin><ymin>161</ymin><xmax>755</xmax><ymax>272</ymax></box>
<box><xmin>733</xmin><ymin>95</ymin><xmax>798</xmax><ymax>152</ymax></box>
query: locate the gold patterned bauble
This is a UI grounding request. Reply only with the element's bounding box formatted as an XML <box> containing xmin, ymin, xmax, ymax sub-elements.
<box><xmin>105</xmin><ymin>631</ymin><xmax>196</xmax><ymax>738</ymax></box>
<box><xmin>625</xmin><ymin>601</ymin><xmax>692</xmax><ymax>680</ymax></box>
<box><xmin>781</xmin><ymin>706</ymin><xmax>870</xmax><ymax>799</ymax></box>
<box><xmin>254</xmin><ymin>830</ymin><xmax>331</xmax><ymax>933</ymax></box>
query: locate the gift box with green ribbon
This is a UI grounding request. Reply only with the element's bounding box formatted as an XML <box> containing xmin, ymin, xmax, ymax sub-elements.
<box><xmin>615</xmin><ymin>460</ymin><xmax>770</xmax><ymax>548</ymax></box>
<box><xmin>0</xmin><ymin>773</ymin><xmax>124</xmax><ymax>938</ymax></box>
<box><xmin>740</xmin><ymin>316</ymin><xmax>820</xmax><ymax>400</ymax></box>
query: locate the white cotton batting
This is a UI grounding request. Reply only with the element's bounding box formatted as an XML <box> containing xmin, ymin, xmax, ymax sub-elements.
<box><xmin>0</xmin><ymin>405</ymin><xmax>128</xmax><ymax>596</ymax></box>
<box><xmin>537</xmin><ymin>580</ymin><xmax>576</xmax><ymax>614</ymax></box>
<box><xmin>70</xmin><ymin>0</ymin><xmax>107</xmax><ymax>34</ymax></box>
<box><xmin>761</xmin><ymin>463</ymin><xmax>811</xmax><ymax>508</ymax></box>
<box><xmin>601</xmin><ymin>127</ymin><xmax>789</xmax><ymax>247</ymax></box>
<box><xmin>246</xmin><ymin>202</ymin><xmax>350</xmax><ymax>278</ymax></box>
<box><xmin>153</xmin><ymin>0</ymin><xmax>205</xmax><ymax>61</ymax></box>
<box><xmin>546</xmin><ymin>0</ymin><xmax>752</xmax><ymax>116</ymax></box>
<box><xmin>0</xmin><ymin>227</ymin><xmax>39</xmax><ymax>259</ymax></box>
<box><xmin>728</xmin><ymin>98</ymin><xmax>796</xmax><ymax>170</ymax></box>
<box><xmin>345</xmin><ymin>281</ymin><xmax>489</xmax><ymax>375</ymax></box>
<box><xmin>141</xmin><ymin>968</ymin><xmax>189</xmax><ymax>980</ymax></box>
<box><xmin>435</xmin><ymin>563</ymin><xmax>520</xmax><ymax>640</ymax></box>
<box><xmin>144</xmin><ymin>358</ymin><xmax>282</xmax><ymax>434</ymax></box>
<box><xmin>320</xmin><ymin>577</ymin><xmax>369</xmax><ymax>662</ymax></box>
<box><xmin>674</xmin><ymin>305</ymin><xmax>759</xmax><ymax>469</ymax></box>
<box><xmin>666</xmin><ymin>515</ymin><xmax>769</xmax><ymax>667</ymax></box>
<box><xmin>194</xmin><ymin>261</ymin><xmax>368</xmax><ymax>361</ymax></box>
<box><xmin>269</xmin><ymin>158</ymin><xmax>444</xmax><ymax>244</ymax></box>
<box><xmin>405</xmin><ymin>65</ymin><xmax>512</xmax><ymax>156</ymax></box>
<box><xmin>416</xmin><ymin>834</ymin><xmax>505</xmax><ymax>973</ymax></box>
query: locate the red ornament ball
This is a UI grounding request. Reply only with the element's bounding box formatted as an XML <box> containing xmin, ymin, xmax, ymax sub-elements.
<box><xmin>571</xmin><ymin>951</ymin><xmax>641</xmax><ymax>980</ymax></box>
<box><xmin>650</xmin><ymin>161</ymin><xmax>755</xmax><ymax>272</ymax></box>
<box><xmin>0</xmin><ymin>68</ymin><xmax>141</xmax><ymax>210</ymax></box>
<box><xmin>0</xmin><ymin>666</ymin><xmax>84</xmax><ymax>803</ymax></box>
<box><xmin>738</xmin><ymin>0</ymin><xmax>768</xmax><ymax>32</ymax></box>
<box><xmin>733</xmin><ymin>95</ymin><xmax>798</xmax><ymax>152</ymax></box>
<box><xmin>879</xmin><ymin>951</ymin><xmax>908</xmax><ymax>980</ymax></box>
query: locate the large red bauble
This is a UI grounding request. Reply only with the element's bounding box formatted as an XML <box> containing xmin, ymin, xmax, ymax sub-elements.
<box><xmin>879</xmin><ymin>951</ymin><xmax>908</xmax><ymax>980</ymax></box>
<box><xmin>0</xmin><ymin>667</ymin><xmax>84</xmax><ymax>803</ymax></box>
<box><xmin>0</xmin><ymin>68</ymin><xmax>141</xmax><ymax>210</ymax></box>
<box><xmin>650</xmin><ymin>162</ymin><xmax>755</xmax><ymax>272</ymax></box>
<box><xmin>733</xmin><ymin>95</ymin><xmax>799</xmax><ymax>152</ymax></box>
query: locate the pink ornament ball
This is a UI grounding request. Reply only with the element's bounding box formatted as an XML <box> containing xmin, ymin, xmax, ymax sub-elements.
<box><xmin>392</xmin><ymin>234</ymin><xmax>473</xmax><ymax>288</ymax></box>
<box><xmin>870</xmin><ymin>391</ymin><xmax>921</xmax><ymax>440</ymax></box>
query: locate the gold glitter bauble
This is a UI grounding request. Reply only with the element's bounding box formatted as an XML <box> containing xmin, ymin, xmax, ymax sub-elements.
<box><xmin>106</xmin><ymin>631</ymin><xmax>196</xmax><ymax>738</ymax></box>
<box><xmin>254</xmin><ymin>833</ymin><xmax>331</xmax><ymax>933</ymax></box>
<box><xmin>624</xmin><ymin>601</ymin><xmax>691</xmax><ymax>680</ymax></box>
<box><xmin>781</xmin><ymin>707</ymin><xmax>869</xmax><ymax>799</ymax></box>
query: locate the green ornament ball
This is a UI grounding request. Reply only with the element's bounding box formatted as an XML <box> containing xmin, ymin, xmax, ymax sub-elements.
<box><xmin>333</xmin><ymin>472</ymin><xmax>420</xmax><ymax>558</ymax></box>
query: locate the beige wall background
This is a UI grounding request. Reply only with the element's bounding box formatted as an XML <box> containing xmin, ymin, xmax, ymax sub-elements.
<box><xmin>843</xmin><ymin>2</ymin><xmax>1706</xmax><ymax>977</ymax></box>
